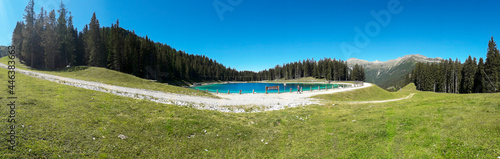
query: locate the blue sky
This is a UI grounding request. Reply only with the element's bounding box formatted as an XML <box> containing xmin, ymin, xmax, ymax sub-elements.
<box><xmin>1</xmin><ymin>0</ymin><xmax>500</xmax><ymax>71</ymax></box>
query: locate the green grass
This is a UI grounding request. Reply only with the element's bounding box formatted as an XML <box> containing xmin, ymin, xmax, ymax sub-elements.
<box><xmin>0</xmin><ymin>57</ymin><xmax>217</xmax><ymax>98</ymax></box>
<box><xmin>312</xmin><ymin>84</ymin><xmax>411</xmax><ymax>102</ymax></box>
<box><xmin>0</xmin><ymin>69</ymin><xmax>499</xmax><ymax>158</ymax></box>
<box><xmin>399</xmin><ymin>82</ymin><xmax>418</xmax><ymax>92</ymax></box>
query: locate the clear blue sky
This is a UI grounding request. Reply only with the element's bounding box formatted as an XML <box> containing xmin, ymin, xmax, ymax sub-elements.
<box><xmin>1</xmin><ymin>0</ymin><xmax>500</xmax><ymax>71</ymax></box>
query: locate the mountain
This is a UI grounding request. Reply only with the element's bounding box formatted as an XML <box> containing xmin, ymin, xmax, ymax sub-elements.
<box><xmin>347</xmin><ymin>54</ymin><xmax>442</xmax><ymax>89</ymax></box>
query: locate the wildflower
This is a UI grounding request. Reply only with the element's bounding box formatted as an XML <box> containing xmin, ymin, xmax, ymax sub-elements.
<box><xmin>118</xmin><ymin>134</ymin><xmax>127</xmax><ymax>140</ymax></box>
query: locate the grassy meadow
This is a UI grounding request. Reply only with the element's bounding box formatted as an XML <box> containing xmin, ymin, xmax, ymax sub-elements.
<box><xmin>312</xmin><ymin>84</ymin><xmax>412</xmax><ymax>102</ymax></box>
<box><xmin>0</xmin><ymin>66</ymin><xmax>499</xmax><ymax>158</ymax></box>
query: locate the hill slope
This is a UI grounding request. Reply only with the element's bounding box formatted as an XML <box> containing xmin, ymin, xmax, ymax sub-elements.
<box><xmin>312</xmin><ymin>84</ymin><xmax>410</xmax><ymax>102</ymax></box>
<box><xmin>347</xmin><ymin>54</ymin><xmax>442</xmax><ymax>89</ymax></box>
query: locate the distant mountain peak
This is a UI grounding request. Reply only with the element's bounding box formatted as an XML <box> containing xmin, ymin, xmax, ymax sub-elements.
<box><xmin>347</xmin><ymin>54</ymin><xmax>442</xmax><ymax>89</ymax></box>
<box><xmin>347</xmin><ymin>54</ymin><xmax>442</xmax><ymax>66</ymax></box>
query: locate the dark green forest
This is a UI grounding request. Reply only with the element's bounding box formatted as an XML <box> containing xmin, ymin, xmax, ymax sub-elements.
<box><xmin>12</xmin><ymin>0</ymin><xmax>364</xmax><ymax>84</ymax></box>
<box><xmin>0</xmin><ymin>46</ymin><xmax>9</xmax><ymax>57</ymax></box>
<box><xmin>411</xmin><ymin>37</ymin><xmax>500</xmax><ymax>93</ymax></box>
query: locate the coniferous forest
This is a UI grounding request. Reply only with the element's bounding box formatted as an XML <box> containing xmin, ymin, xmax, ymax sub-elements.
<box><xmin>12</xmin><ymin>0</ymin><xmax>364</xmax><ymax>84</ymax></box>
<box><xmin>411</xmin><ymin>37</ymin><xmax>500</xmax><ymax>93</ymax></box>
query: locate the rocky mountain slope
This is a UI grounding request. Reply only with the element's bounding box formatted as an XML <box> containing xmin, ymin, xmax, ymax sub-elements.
<box><xmin>347</xmin><ymin>54</ymin><xmax>442</xmax><ymax>89</ymax></box>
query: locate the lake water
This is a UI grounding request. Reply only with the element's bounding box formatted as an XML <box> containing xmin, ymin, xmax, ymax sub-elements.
<box><xmin>190</xmin><ymin>83</ymin><xmax>348</xmax><ymax>94</ymax></box>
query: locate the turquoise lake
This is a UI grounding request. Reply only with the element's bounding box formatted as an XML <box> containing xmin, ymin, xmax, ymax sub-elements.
<box><xmin>190</xmin><ymin>83</ymin><xmax>348</xmax><ymax>94</ymax></box>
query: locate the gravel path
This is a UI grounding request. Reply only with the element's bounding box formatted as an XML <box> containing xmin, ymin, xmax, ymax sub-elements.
<box><xmin>0</xmin><ymin>63</ymin><xmax>372</xmax><ymax>113</ymax></box>
<box><xmin>339</xmin><ymin>93</ymin><xmax>415</xmax><ymax>104</ymax></box>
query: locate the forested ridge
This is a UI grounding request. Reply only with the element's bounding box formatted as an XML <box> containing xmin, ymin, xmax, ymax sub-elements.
<box><xmin>411</xmin><ymin>37</ymin><xmax>500</xmax><ymax>93</ymax></box>
<box><xmin>11</xmin><ymin>0</ymin><xmax>365</xmax><ymax>84</ymax></box>
<box><xmin>0</xmin><ymin>46</ymin><xmax>9</xmax><ymax>57</ymax></box>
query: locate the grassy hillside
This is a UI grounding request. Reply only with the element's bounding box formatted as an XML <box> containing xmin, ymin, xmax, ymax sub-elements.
<box><xmin>1</xmin><ymin>71</ymin><xmax>498</xmax><ymax>158</ymax></box>
<box><xmin>400</xmin><ymin>82</ymin><xmax>417</xmax><ymax>92</ymax></box>
<box><xmin>365</xmin><ymin>60</ymin><xmax>415</xmax><ymax>89</ymax></box>
<box><xmin>0</xmin><ymin>57</ymin><xmax>217</xmax><ymax>98</ymax></box>
<box><xmin>312</xmin><ymin>84</ymin><xmax>411</xmax><ymax>102</ymax></box>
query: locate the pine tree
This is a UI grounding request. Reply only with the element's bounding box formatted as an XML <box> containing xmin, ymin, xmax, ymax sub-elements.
<box><xmin>86</xmin><ymin>12</ymin><xmax>105</xmax><ymax>67</ymax></box>
<box><xmin>474</xmin><ymin>58</ymin><xmax>486</xmax><ymax>93</ymax></box>
<box><xmin>33</xmin><ymin>7</ymin><xmax>46</xmax><ymax>68</ymax></box>
<box><xmin>57</xmin><ymin>1</ymin><xmax>73</xmax><ymax>67</ymax></box>
<box><xmin>440</xmin><ymin>61</ymin><xmax>447</xmax><ymax>92</ymax></box>
<box><xmin>460</xmin><ymin>56</ymin><xmax>476</xmax><ymax>93</ymax></box>
<box><xmin>107</xmin><ymin>19</ymin><xmax>123</xmax><ymax>71</ymax></box>
<box><xmin>12</xmin><ymin>22</ymin><xmax>24</xmax><ymax>58</ymax></box>
<box><xmin>42</xmin><ymin>10</ymin><xmax>59</xmax><ymax>69</ymax></box>
<box><xmin>484</xmin><ymin>37</ymin><xmax>500</xmax><ymax>92</ymax></box>
<box><xmin>74</xmin><ymin>30</ymin><xmax>85</xmax><ymax>65</ymax></box>
<box><xmin>351</xmin><ymin>64</ymin><xmax>360</xmax><ymax>81</ymax></box>
<box><xmin>302</xmin><ymin>59</ymin><xmax>308</xmax><ymax>77</ymax></box>
<box><xmin>434</xmin><ymin>63</ymin><xmax>443</xmax><ymax>92</ymax></box>
<box><xmin>81</xmin><ymin>24</ymin><xmax>90</xmax><ymax>65</ymax></box>
<box><xmin>124</xmin><ymin>31</ymin><xmax>139</xmax><ymax>74</ymax></box>
<box><xmin>447</xmin><ymin>59</ymin><xmax>454</xmax><ymax>93</ymax></box>
<box><xmin>21</xmin><ymin>0</ymin><xmax>36</xmax><ymax>66</ymax></box>
<box><xmin>68</xmin><ymin>12</ymin><xmax>78</xmax><ymax>66</ymax></box>
<box><xmin>326</xmin><ymin>61</ymin><xmax>332</xmax><ymax>80</ymax></box>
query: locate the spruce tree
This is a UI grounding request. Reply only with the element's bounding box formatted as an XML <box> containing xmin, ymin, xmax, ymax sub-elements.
<box><xmin>68</xmin><ymin>12</ymin><xmax>78</xmax><ymax>66</ymax></box>
<box><xmin>460</xmin><ymin>56</ymin><xmax>476</xmax><ymax>93</ymax></box>
<box><xmin>86</xmin><ymin>12</ymin><xmax>105</xmax><ymax>67</ymax></box>
<box><xmin>57</xmin><ymin>1</ymin><xmax>73</xmax><ymax>67</ymax></box>
<box><xmin>12</xmin><ymin>22</ymin><xmax>24</xmax><ymax>58</ymax></box>
<box><xmin>474</xmin><ymin>58</ymin><xmax>486</xmax><ymax>93</ymax></box>
<box><xmin>42</xmin><ymin>10</ymin><xmax>59</xmax><ymax>69</ymax></box>
<box><xmin>107</xmin><ymin>20</ymin><xmax>123</xmax><ymax>71</ymax></box>
<box><xmin>33</xmin><ymin>7</ymin><xmax>46</xmax><ymax>68</ymax></box>
<box><xmin>351</xmin><ymin>64</ymin><xmax>360</xmax><ymax>81</ymax></box>
<box><xmin>484</xmin><ymin>37</ymin><xmax>500</xmax><ymax>92</ymax></box>
<box><xmin>21</xmin><ymin>0</ymin><xmax>36</xmax><ymax>67</ymax></box>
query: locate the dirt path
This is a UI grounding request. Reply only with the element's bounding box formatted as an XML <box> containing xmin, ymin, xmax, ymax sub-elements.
<box><xmin>0</xmin><ymin>63</ymin><xmax>372</xmax><ymax>112</ymax></box>
<box><xmin>339</xmin><ymin>93</ymin><xmax>415</xmax><ymax>104</ymax></box>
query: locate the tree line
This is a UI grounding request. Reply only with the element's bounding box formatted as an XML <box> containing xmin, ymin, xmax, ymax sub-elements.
<box><xmin>12</xmin><ymin>0</ymin><xmax>364</xmax><ymax>83</ymax></box>
<box><xmin>258</xmin><ymin>58</ymin><xmax>364</xmax><ymax>81</ymax></box>
<box><xmin>411</xmin><ymin>37</ymin><xmax>500</xmax><ymax>93</ymax></box>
